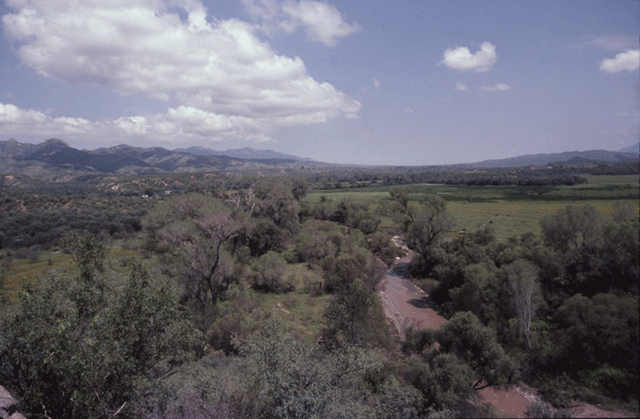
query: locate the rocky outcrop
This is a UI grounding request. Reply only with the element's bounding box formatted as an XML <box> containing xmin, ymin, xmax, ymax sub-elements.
<box><xmin>0</xmin><ymin>386</ymin><xmax>26</xmax><ymax>419</ymax></box>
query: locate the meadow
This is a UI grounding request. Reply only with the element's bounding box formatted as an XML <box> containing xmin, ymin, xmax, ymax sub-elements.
<box><xmin>304</xmin><ymin>175</ymin><xmax>639</xmax><ymax>241</ymax></box>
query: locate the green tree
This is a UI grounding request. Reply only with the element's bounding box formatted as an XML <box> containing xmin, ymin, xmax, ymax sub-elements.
<box><xmin>251</xmin><ymin>251</ymin><xmax>288</xmax><ymax>292</ymax></box>
<box><xmin>144</xmin><ymin>194</ymin><xmax>240</xmax><ymax>312</ymax></box>
<box><xmin>247</xmin><ymin>218</ymin><xmax>287</xmax><ymax>257</ymax></box>
<box><xmin>253</xmin><ymin>177</ymin><xmax>300</xmax><ymax>232</ymax></box>
<box><xmin>553</xmin><ymin>293</ymin><xmax>638</xmax><ymax>370</ymax></box>
<box><xmin>0</xmin><ymin>265</ymin><xmax>7</xmax><ymax>304</ymax></box>
<box><xmin>540</xmin><ymin>204</ymin><xmax>602</xmax><ymax>253</ymax></box>
<box><xmin>0</xmin><ymin>238</ymin><xmax>196</xmax><ymax>419</ymax></box>
<box><xmin>235</xmin><ymin>321</ymin><xmax>422</xmax><ymax>419</ymax></box>
<box><xmin>323</xmin><ymin>277</ymin><xmax>375</xmax><ymax>346</ymax></box>
<box><xmin>503</xmin><ymin>260</ymin><xmax>542</xmax><ymax>349</ymax></box>
<box><xmin>404</xmin><ymin>353</ymin><xmax>475</xmax><ymax>411</ymax></box>
<box><xmin>600</xmin><ymin>213</ymin><xmax>639</xmax><ymax>293</ymax></box>
<box><xmin>435</xmin><ymin>312</ymin><xmax>518</xmax><ymax>390</ymax></box>
<box><xmin>389</xmin><ymin>187</ymin><xmax>410</xmax><ymax>210</ymax></box>
<box><xmin>290</xmin><ymin>176</ymin><xmax>309</xmax><ymax>201</ymax></box>
<box><xmin>404</xmin><ymin>196</ymin><xmax>456</xmax><ymax>260</ymax></box>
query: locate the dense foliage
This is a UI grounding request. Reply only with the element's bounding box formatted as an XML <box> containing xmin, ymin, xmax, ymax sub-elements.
<box><xmin>0</xmin><ymin>171</ymin><xmax>638</xmax><ymax>418</ymax></box>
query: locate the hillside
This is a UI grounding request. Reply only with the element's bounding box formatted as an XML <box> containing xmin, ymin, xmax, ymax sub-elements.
<box><xmin>0</xmin><ymin>139</ymin><xmax>332</xmax><ymax>181</ymax></box>
<box><xmin>1</xmin><ymin>138</ymin><xmax>638</xmax><ymax>181</ymax></box>
<box><xmin>456</xmin><ymin>149</ymin><xmax>638</xmax><ymax>169</ymax></box>
<box><xmin>175</xmin><ymin>146</ymin><xmax>316</xmax><ymax>161</ymax></box>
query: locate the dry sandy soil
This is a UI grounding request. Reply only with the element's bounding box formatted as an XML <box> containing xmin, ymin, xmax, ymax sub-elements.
<box><xmin>376</xmin><ymin>237</ymin><xmax>638</xmax><ymax>418</ymax></box>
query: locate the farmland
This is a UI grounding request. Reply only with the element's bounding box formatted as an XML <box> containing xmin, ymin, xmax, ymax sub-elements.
<box><xmin>305</xmin><ymin>174</ymin><xmax>639</xmax><ymax>240</ymax></box>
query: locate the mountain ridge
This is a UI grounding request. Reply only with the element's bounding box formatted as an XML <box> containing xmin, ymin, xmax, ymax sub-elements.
<box><xmin>174</xmin><ymin>146</ymin><xmax>316</xmax><ymax>162</ymax></box>
<box><xmin>0</xmin><ymin>138</ymin><xmax>637</xmax><ymax>181</ymax></box>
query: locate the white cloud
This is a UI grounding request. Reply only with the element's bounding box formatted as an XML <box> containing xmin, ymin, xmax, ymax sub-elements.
<box><xmin>373</xmin><ymin>78</ymin><xmax>380</xmax><ymax>89</ymax></box>
<box><xmin>243</xmin><ymin>0</ymin><xmax>360</xmax><ymax>46</ymax></box>
<box><xmin>0</xmin><ymin>101</ymin><xmax>315</xmax><ymax>145</ymax></box>
<box><xmin>455</xmin><ymin>82</ymin><xmax>468</xmax><ymax>91</ymax></box>
<box><xmin>439</xmin><ymin>42</ymin><xmax>497</xmax><ymax>73</ymax></box>
<box><xmin>1</xmin><ymin>0</ymin><xmax>360</xmax><ymax>143</ymax></box>
<box><xmin>599</xmin><ymin>49</ymin><xmax>640</xmax><ymax>73</ymax></box>
<box><xmin>568</xmin><ymin>35</ymin><xmax>637</xmax><ymax>51</ymax></box>
<box><xmin>480</xmin><ymin>83</ymin><xmax>511</xmax><ymax>91</ymax></box>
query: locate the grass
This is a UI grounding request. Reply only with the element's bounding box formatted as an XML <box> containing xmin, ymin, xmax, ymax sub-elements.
<box><xmin>447</xmin><ymin>199</ymin><xmax>639</xmax><ymax>241</ymax></box>
<box><xmin>1</xmin><ymin>241</ymin><xmax>147</xmax><ymax>305</ymax></box>
<box><xmin>255</xmin><ymin>262</ymin><xmax>331</xmax><ymax>344</ymax></box>
<box><xmin>305</xmin><ymin>178</ymin><xmax>640</xmax><ymax>241</ymax></box>
<box><xmin>1</xmin><ymin>250</ymin><xmax>71</xmax><ymax>303</ymax></box>
<box><xmin>3</xmin><ymin>174</ymin><xmax>638</xmax><ymax>331</ymax></box>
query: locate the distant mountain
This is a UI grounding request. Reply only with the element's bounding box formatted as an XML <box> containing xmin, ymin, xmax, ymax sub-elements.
<box><xmin>1</xmin><ymin>138</ymin><xmax>638</xmax><ymax>181</ymax></box>
<box><xmin>619</xmin><ymin>143</ymin><xmax>639</xmax><ymax>154</ymax></box>
<box><xmin>457</xmin><ymin>149</ymin><xmax>639</xmax><ymax>169</ymax></box>
<box><xmin>0</xmin><ymin>139</ymin><xmax>329</xmax><ymax>181</ymax></box>
<box><xmin>175</xmin><ymin>146</ymin><xmax>315</xmax><ymax>161</ymax></box>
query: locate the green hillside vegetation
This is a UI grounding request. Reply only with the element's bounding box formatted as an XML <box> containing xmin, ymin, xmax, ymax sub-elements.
<box><xmin>0</xmin><ymin>170</ymin><xmax>638</xmax><ymax>418</ymax></box>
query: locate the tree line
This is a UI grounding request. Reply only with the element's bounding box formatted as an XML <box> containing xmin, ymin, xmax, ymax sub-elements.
<box><xmin>389</xmin><ymin>187</ymin><xmax>638</xmax><ymax>407</ymax></box>
<box><xmin>0</xmin><ymin>175</ymin><xmax>637</xmax><ymax>418</ymax></box>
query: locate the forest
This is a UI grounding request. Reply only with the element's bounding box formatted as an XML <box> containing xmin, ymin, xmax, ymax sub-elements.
<box><xmin>0</xmin><ymin>165</ymin><xmax>638</xmax><ymax>419</ymax></box>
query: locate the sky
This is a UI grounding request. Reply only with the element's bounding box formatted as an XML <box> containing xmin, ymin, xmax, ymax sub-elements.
<box><xmin>0</xmin><ymin>0</ymin><xmax>638</xmax><ymax>165</ymax></box>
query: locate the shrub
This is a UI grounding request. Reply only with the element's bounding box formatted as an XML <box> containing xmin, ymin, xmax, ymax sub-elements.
<box><xmin>251</xmin><ymin>251</ymin><xmax>289</xmax><ymax>293</ymax></box>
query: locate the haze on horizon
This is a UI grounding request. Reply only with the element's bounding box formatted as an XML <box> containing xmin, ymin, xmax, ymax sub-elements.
<box><xmin>0</xmin><ymin>0</ymin><xmax>638</xmax><ymax>166</ymax></box>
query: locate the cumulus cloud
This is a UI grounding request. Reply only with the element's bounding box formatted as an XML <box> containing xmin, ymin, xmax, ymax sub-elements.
<box><xmin>373</xmin><ymin>78</ymin><xmax>380</xmax><ymax>89</ymax></box>
<box><xmin>599</xmin><ymin>49</ymin><xmax>640</xmax><ymax>73</ymax></box>
<box><xmin>480</xmin><ymin>83</ymin><xmax>511</xmax><ymax>91</ymax></box>
<box><xmin>243</xmin><ymin>0</ymin><xmax>360</xmax><ymax>46</ymax></box>
<box><xmin>0</xmin><ymin>102</ymin><xmax>299</xmax><ymax>145</ymax></box>
<box><xmin>1</xmin><ymin>0</ymin><xmax>360</xmax><ymax>143</ymax></box>
<box><xmin>455</xmin><ymin>82</ymin><xmax>468</xmax><ymax>91</ymax></box>
<box><xmin>439</xmin><ymin>42</ymin><xmax>497</xmax><ymax>72</ymax></box>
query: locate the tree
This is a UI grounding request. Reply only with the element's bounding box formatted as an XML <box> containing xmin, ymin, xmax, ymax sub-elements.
<box><xmin>247</xmin><ymin>218</ymin><xmax>286</xmax><ymax>257</ymax></box>
<box><xmin>389</xmin><ymin>187</ymin><xmax>410</xmax><ymax>210</ymax></box>
<box><xmin>553</xmin><ymin>293</ymin><xmax>638</xmax><ymax>370</ymax></box>
<box><xmin>540</xmin><ymin>204</ymin><xmax>602</xmax><ymax>253</ymax></box>
<box><xmin>144</xmin><ymin>194</ymin><xmax>240</xmax><ymax>313</ymax></box>
<box><xmin>600</xmin><ymin>212</ymin><xmax>639</xmax><ymax>294</ymax></box>
<box><xmin>323</xmin><ymin>277</ymin><xmax>375</xmax><ymax>346</ymax></box>
<box><xmin>404</xmin><ymin>353</ymin><xmax>475</xmax><ymax>411</ymax></box>
<box><xmin>503</xmin><ymin>260</ymin><xmax>542</xmax><ymax>349</ymax></box>
<box><xmin>234</xmin><ymin>320</ymin><xmax>421</xmax><ymax>419</ymax></box>
<box><xmin>0</xmin><ymin>237</ymin><xmax>196</xmax><ymax>419</ymax></box>
<box><xmin>251</xmin><ymin>251</ymin><xmax>288</xmax><ymax>292</ymax></box>
<box><xmin>0</xmin><ymin>265</ymin><xmax>7</xmax><ymax>304</ymax></box>
<box><xmin>405</xmin><ymin>196</ymin><xmax>456</xmax><ymax>259</ymax></box>
<box><xmin>435</xmin><ymin>312</ymin><xmax>518</xmax><ymax>390</ymax></box>
<box><xmin>290</xmin><ymin>176</ymin><xmax>309</xmax><ymax>201</ymax></box>
<box><xmin>253</xmin><ymin>177</ymin><xmax>300</xmax><ymax>232</ymax></box>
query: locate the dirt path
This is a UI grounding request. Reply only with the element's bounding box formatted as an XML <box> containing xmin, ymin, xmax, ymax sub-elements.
<box><xmin>377</xmin><ymin>237</ymin><xmax>447</xmax><ymax>340</ymax></box>
<box><xmin>377</xmin><ymin>237</ymin><xmax>533</xmax><ymax>417</ymax></box>
<box><xmin>377</xmin><ymin>237</ymin><xmax>639</xmax><ymax>418</ymax></box>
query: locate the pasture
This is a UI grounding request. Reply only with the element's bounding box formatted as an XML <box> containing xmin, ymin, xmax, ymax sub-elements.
<box><xmin>305</xmin><ymin>175</ymin><xmax>639</xmax><ymax>241</ymax></box>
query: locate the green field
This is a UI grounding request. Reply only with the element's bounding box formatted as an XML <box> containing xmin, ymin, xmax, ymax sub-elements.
<box><xmin>305</xmin><ymin>175</ymin><xmax>640</xmax><ymax>241</ymax></box>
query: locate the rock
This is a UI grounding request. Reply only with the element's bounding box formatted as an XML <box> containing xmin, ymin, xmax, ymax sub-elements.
<box><xmin>0</xmin><ymin>386</ymin><xmax>23</xmax><ymax>419</ymax></box>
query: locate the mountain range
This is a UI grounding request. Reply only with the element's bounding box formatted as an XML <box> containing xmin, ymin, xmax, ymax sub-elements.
<box><xmin>0</xmin><ymin>138</ymin><xmax>637</xmax><ymax>181</ymax></box>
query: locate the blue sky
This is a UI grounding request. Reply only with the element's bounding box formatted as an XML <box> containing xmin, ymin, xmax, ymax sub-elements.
<box><xmin>0</xmin><ymin>0</ymin><xmax>638</xmax><ymax>165</ymax></box>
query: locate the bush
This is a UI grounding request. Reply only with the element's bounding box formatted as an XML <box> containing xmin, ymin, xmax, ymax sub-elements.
<box><xmin>251</xmin><ymin>251</ymin><xmax>289</xmax><ymax>293</ymax></box>
<box><xmin>525</xmin><ymin>400</ymin><xmax>570</xmax><ymax>418</ymax></box>
<box><xmin>578</xmin><ymin>364</ymin><xmax>638</xmax><ymax>400</ymax></box>
<box><xmin>402</xmin><ymin>328</ymin><xmax>436</xmax><ymax>355</ymax></box>
<box><xmin>14</xmin><ymin>246</ymin><xmax>40</xmax><ymax>262</ymax></box>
